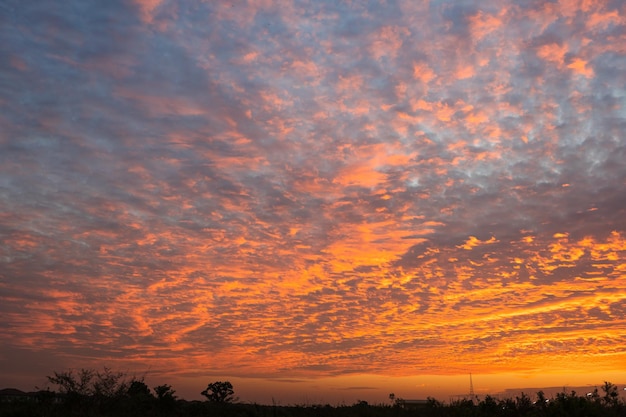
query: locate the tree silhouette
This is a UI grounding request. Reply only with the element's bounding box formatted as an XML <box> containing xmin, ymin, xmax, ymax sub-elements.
<box><xmin>127</xmin><ymin>379</ymin><xmax>152</xmax><ymax>398</ymax></box>
<box><xmin>153</xmin><ymin>384</ymin><xmax>177</xmax><ymax>402</ymax></box>
<box><xmin>92</xmin><ymin>367</ymin><xmax>128</xmax><ymax>399</ymax></box>
<box><xmin>201</xmin><ymin>381</ymin><xmax>235</xmax><ymax>403</ymax></box>
<box><xmin>602</xmin><ymin>381</ymin><xmax>619</xmax><ymax>407</ymax></box>
<box><xmin>31</xmin><ymin>369</ymin><xmax>626</xmax><ymax>417</ymax></box>
<box><xmin>47</xmin><ymin>368</ymin><xmax>95</xmax><ymax>397</ymax></box>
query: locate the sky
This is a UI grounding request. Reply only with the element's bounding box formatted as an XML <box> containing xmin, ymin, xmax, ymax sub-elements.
<box><xmin>1</xmin><ymin>0</ymin><xmax>626</xmax><ymax>405</ymax></box>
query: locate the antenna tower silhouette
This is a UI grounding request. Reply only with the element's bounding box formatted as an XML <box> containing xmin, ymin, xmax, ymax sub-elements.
<box><xmin>469</xmin><ymin>373</ymin><xmax>474</xmax><ymax>397</ymax></box>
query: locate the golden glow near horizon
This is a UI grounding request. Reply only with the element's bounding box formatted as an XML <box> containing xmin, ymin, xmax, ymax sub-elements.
<box><xmin>1</xmin><ymin>0</ymin><xmax>626</xmax><ymax>405</ymax></box>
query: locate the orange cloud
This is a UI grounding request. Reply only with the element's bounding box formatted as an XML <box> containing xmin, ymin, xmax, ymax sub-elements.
<box><xmin>413</xmin><ymin>62</ymin><xmax>436</xmax><ymax>84</ymax></box>
<box><xmin>333</xmin><ymin>143</ymin><xmax>416</xmax><ymax>188</ymax></box>
<box><xmin>567</xmin><ymin>57</ymin><xmax>594</xmax><ymax>78</ymax></box>
<box><xmin>536</xmin><ymin>43</ymin><xmax>568</xmax><ymax>67</ymax></box>
<box><xmin>587</xmin><ymin>9</ymin><xmax>622</xmax><ymax>30</ymax></box>
<box><xmin>458</xmin><ymin>236</ymin><xmax>498</xmax><ymax>250</ymax></box>
<box><xmin>3</xmin><ymin>0</ymin><xmax>626</xmax><ymax>405</ymax></box>
<box><xmin>455</xmin><ymin>64</ymin><xmax>476</xmax><ymax>80</ymax></box>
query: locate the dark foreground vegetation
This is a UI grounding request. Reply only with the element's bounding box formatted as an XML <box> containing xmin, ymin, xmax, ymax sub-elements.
<box><xmin>1</xmin><ymin>368</ymin><xmax>624</xmax><ymax>417</ymax></box>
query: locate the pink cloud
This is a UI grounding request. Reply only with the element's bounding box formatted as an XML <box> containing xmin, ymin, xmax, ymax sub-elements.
<box><xmin>114</xmin><ymin>87</ymin><xmax>206</xmax><ymax>117</ymax></box>
<box><xmin>536</xmin><ymin>43</ymin><xmax>569</xmax><ymax>67</ymax></box>
<box><xmin>468</xmin><ymin>10</ymin><xmax>506</xmax><ymax>42</ymax></box>
<box><xmin>369</xmin><ymin>25</ymin><xmax>410</xmax><ymax>61</ymax></box>
<box><xmin>134</xmin><ymin>0</ymin><xmax>164</xmax><ymax>24</ymax></box>
<box><xmin>412</xmin><ymin>62</ymin><xmax>436</xmax><ymax>84</ymax></box>
<box><xmin>454</xmin><ymin>64</ymin><xmax>476</xmax><ymax>80</ymax></box>
<box><xmin>587</xmin><ymin>9</ymin><xmax>623</xmax><ymax>30</ymax></box>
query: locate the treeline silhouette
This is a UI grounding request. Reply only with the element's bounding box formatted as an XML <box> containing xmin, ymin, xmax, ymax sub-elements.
<box><xmin>0</xmin><ymin>368</ymin><xmax>624</xmax><ymax>417</ymax></box>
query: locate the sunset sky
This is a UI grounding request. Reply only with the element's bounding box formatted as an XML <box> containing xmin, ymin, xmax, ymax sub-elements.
<box><xmin>1</xmin><ymin>0</ymin><xmax>626</xmax><ymax>405</ymax></box>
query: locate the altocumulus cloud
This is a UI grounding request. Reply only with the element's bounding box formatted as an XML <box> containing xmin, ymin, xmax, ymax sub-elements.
<box><xmin>1</xmin><ymin>0</ymin><xmax>625</xmax><ymax>400</ymax></box>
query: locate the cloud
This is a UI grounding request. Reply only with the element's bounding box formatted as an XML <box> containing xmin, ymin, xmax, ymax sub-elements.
<box><xmin>133</xmin><ymin>0</ymin><xmax>164</xmax><ymax>25</ymax></box>
<box><xmin>0</xmin><ymin>0</ymin><xmax>625</xmax><ymax>402</ymax></box>
<box><xmin>458</xmin><ymin>236</ymin><xmax>499</xmax><ymax>250</ymax></box>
